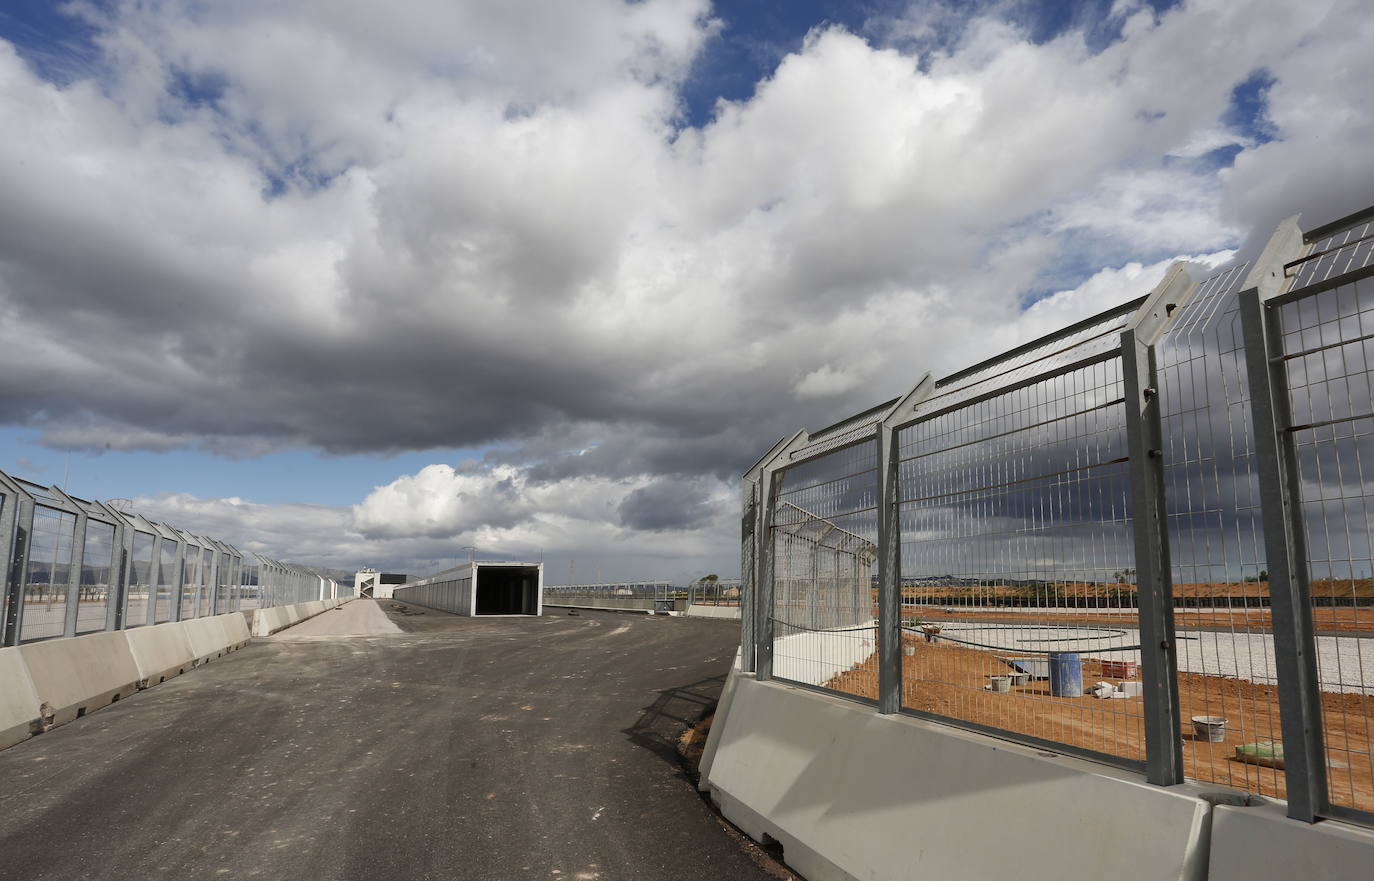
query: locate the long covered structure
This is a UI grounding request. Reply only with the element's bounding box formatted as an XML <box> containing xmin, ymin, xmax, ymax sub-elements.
<box><xmin>393</xmin><ymin>561</ymin><xmax>544</xmax><ymax>616</ymax></box>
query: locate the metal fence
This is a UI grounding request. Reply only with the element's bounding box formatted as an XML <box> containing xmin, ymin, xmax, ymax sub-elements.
<box><xmin>543</xmin><ymin>581</ymin><xmax>676</xmax><ymax>601</ymax></box>
<box><xmin>740</xmin><ymin>205</ymin><xmax>1374</xmax><ymax>827</ymax></box>
<box><xmin>0</xmin><ymin>466</ymin><xmax>339</xmax><ymax>645</ymax></box>
<box><xmin>687</xmin><ymin>578</ymin><xmax>742</xmax><ymax>606</ymax></box>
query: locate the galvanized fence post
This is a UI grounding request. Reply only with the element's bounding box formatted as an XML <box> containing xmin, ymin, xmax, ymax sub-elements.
<box><xmin>877</xmin><ymin>375</ymin><xmax>933</xmax><ymax>715</ymax></box>
<box><xmin>62</xmin><ymin>507</ymin><xmax>89</xmax><ymax>638</ymax></box>
<box><xmin>876</xmin><ymin>420</ymin><xmax>902</xmax><ymax>714</ymax></box>
<box><xmin>1120</xmin><ymin>263</ymin><xmax>1195</xmax><ymax>785</ymax></box>
<box><xmin>1122</xmin><ymin>325</ymin><xmax>1184</xmax><ymax>785</ymax></box>
<box><xmin>3</xmin><ymin>497</ymin><xmax>33</xmax><ymax>646</ymax></box>
<box><xmin>1239</xmin><ymin>286</ymin><xmax>1327</xmax><ymax>822</ymax></box>
<box><xmin>755</xmin><ymin>464</ymin><xmax>779</xmax><ymax>681</ymax></box>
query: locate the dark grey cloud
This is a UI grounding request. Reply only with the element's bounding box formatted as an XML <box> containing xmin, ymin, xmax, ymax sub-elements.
<box><xmin>617</xmin><ymin>477</ymin><xmax>719</xmax><ymax>531</ymax></box>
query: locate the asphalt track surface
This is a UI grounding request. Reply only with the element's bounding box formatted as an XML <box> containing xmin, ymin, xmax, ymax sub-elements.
<box><xmin>0</xmin><ymin>601</ymin><xmax>779</xmax><ymax>881</ymax></box>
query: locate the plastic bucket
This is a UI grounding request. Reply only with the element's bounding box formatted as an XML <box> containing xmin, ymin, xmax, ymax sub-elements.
<box><xmin>989</xmin><ymin>676</ymin><xmax>1012</xmax><ymax>694</ymax></box>
<box><xmin>1010</xmin><ymin>672</ymin><xmax>1031</xmax><ymax>686</ymax></box>
<box><xmin>1192</xmin><ymin>716</ymin><xmax>1228</xmax><ymax>742</ymax></box>
<box><xmin>1048</xmin><ymin>652</ymin><xmax>1083</xmax><ymax>697</ymax></box>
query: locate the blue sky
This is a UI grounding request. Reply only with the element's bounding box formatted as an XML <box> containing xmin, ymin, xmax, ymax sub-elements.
<box><xmin>0</xmin><ymin>0</ymin><xmax>1367</xmax><ymax>578</ymax></box>
<box><xmin>0</xmin><ymin>426</ymin><xmax>487</xmax><ymax>506</ymax></box>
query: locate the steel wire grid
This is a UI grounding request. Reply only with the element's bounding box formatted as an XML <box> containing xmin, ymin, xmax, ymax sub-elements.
<box><xmin>770</xmin><ymin>441</ymin><xmax>880</xmax><ymax>698</ymax></box>
<box><xmin>896</xmin><ymin>350</ymin><xmax>1147</xmax><ymax>764</ymax></box>
<box><xmin>20</xmin><ymin>505</ymin><xmax>78</xmax><ymax>641</ymax></box>
<box><xmin>740</xmin><ymin>204</ymin><xmax>1374</xmax><ymax>827</ymax></box>
<box><xmin>123</xmin><ymin>531</ymin><xmax>156</xmax><ymax>627</ymax></box>
<box><xmin>1287</xmin><ymin>216</ymin><xmax>1374</xmax><ymax>294</ymax></box>
<box><xmin>1157</xmin><ymin>262</ymin><xmax>1290</xmax><ymax>797</ymax></box>
<box><xmin>0</xmin><ymin>468</ymin><xmax>328</xmax><ymax>645</ymax></box>
<box><xmin>544</xmin><ymin>582</ymin><xmax>674</xmax><ymax>600</ymax></box>
<box><xmin>1277</xmin><ymin>276</ymin><xmax>1374</xmax><ymax>817</ymax></box>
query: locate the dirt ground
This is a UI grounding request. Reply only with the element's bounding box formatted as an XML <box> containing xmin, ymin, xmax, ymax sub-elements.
<box><xmin>825</xmin><ymin>636</ymin><xmax>1374</xmax><ymax>814</ymax></box>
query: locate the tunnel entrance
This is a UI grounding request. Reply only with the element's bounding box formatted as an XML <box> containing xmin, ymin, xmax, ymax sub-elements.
<box><xmin>475</xmin><ymin>566</ymin><xmax>541</xmax><ymax>615</ymax></box>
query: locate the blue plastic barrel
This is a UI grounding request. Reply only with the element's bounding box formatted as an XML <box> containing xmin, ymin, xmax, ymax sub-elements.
<box><xmin>1048</xmin><ymin>652</ymin><xmax>1083</xmax><ymax>697</ymax></box>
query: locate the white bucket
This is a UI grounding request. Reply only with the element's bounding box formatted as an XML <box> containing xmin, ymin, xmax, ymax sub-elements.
<box><xmin>989</xmin><ymin>676</ymin><xmax>1012</xmax><ymax>694</ymax></box>
<box><xmin>1192</xmin><ymin>715</ymin><xmax>1228</xmax><ymax>742</ymax></box>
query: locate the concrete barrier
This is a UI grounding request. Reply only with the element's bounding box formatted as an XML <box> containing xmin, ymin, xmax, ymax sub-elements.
<box><xmin>182</xmin><ymin>616</ymin><xmax>233</xmax><ymax>662</ymax></box>
<box><xmin>251</xmin><ymin>599</ymin><xmax>350</xmax><ymax>636</ymax></box>
<box><xmin>684</xmin><ymin>604</ymin><xmax>742</xmax><ymax>620</ymax></box>
<box><xmin>19</xmin><ymin>631</ymin><xmax>141</xmax><ymax>728</ymax></box>
<box><xmin>697</xmin><ymin>651</ymin><xmax>742</xmax><ymax>791</ymax></box>
<box><xmin>0</xmin><ymin>646</ymin><xmax>42</xmax><ymax>750</ymax></box>
<box><xmin>771</xmin><ymin>624</ymin><xmax>876</xmax><ymax>686</ymax></box>
<box><xmin>251</xmin><ymin>606</ymin><xmax>282</xmax><ymax>636</ymax></box>
<box><xmin>1208</xmin><ymin>800</ymin><xmax>1374</xmax><ymax>880</ymax></box>
<box><xmin>705</xmin><ymin>675</ymin><xmax>1213</xmax><ymax>881</ymax></box>
<box><xmin>216</xmin><ymin>612</ymin><xmax>251</xmax><ymax>649</ymax></box>
<box><xmin>124</xmin><ymin>622</ymin><xmax>196</xmax><ymax>687</ymax></box>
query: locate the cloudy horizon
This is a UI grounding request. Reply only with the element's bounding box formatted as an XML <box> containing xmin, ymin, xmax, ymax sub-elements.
<box><xmin>1</xmin><ymin>0</ymin><xmax>1371</xmax><ymax>582</ymax></box>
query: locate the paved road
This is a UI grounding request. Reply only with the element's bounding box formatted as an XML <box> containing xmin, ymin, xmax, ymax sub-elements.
<box><xmin>0</xmin><ymin>602</ymin><xmax>775</xmax><ymax>881</ymax></box>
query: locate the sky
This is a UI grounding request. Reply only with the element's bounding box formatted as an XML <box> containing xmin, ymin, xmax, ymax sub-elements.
<box><xmin>0</xmin><ymin>0</ymin><xmax>1370</xmax><ymax>583</ymax></box>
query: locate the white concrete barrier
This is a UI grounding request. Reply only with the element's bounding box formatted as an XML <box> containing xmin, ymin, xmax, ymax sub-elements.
<box><xmin>19</xmin><ymin>631</ymin><xmax>141</xmax><ymax>728</ymax></box>
<box><xmin>252</xmin><ymin>605</ymin><xmax>289</xmax><ymax>636</ymax></box>
<box><xmin>770</xmin><ymin>625</ymin><xmax>877</xmax><ymax>687</ymax></box>
<box><xmin>251</xmin><ymin>599</ymin><xmax>350</xmax><ymax>636</ymax></box>
<box><xmin>124</xmin><ymin>622</ymin><xmax>196</xmax><ymax>687</ymax></box>
<box><xmin>0</xmin><ymin>646</ymin><xmax>42</xmax><ymax>750</ymax></box>
<box><xmin>706</xmin><ymin>676</ymin><xmax>1213</xmax><ymax>881</ymax></box>
<box><xmin>685</xmin><ymin>604</ymin><xmax>742</xmax><ymax>620</ymax></box>
<box><xmin>216</xmin><ymin>612</ymin><xmax>251</xmax><ymax>649</ymax></box>
<box><xmin>697</xmin><ymin>651</ymin><xmax>742</xmax><ymax>791</ymax></box>
<box><xmin>182</xmin><ymin>616</ymin><xmax>233</xmax><ymax>662</ymax></box>
<box><xmin>1209</xmin><ymin>800</ymin><xmax>1374</xmax><ymax>881</ymax></box>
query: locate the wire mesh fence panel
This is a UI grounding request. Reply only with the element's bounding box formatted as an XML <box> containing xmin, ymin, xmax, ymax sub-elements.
<box><xmin>76</xmin><ymin>520</ymin><xmax>115</xmax><ymax>634</ymax></box>
<box><xmin>1157</xmin><ymin>263</ymin><xmax>1292</xmax><ymax>797</ymax></box>
<box><xmin>155</xmin><ymin>540</ymin><xmax>177</xmax><ymax>623</ymax></box>
<box><xmin>21</xmin><ymin>505</ymin><xmax>77</xmax><ymax>642</ymax></box>
<box><xmin>896</xmin><ymin>340</ymin><xmax>1146</xmax><ymax>765</ymax></box>
<box><xmin>770</xmin><ymin>440</ymin><xmax>879</xmax><ymax>699</ymax></box>
<box><xmin>1287</xmin><ymin>216</ymin><xmax>1374</xmax><ymax>293</ymax></box>
<box><xmin>124</xmin><ymin>531</ymin><xmax>156</xmax><ymax>628</ymax></box>
<box><xmin>1276</xmin><ymin>275</ymin><xmax>1374</xmax><ymax>817</ymax></box>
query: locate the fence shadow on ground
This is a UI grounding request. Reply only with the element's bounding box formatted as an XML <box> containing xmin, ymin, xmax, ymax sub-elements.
<box><xmin>623</xmin><ymin>673</ymin><xmax>727</xmax><ymax>766</ymax></box>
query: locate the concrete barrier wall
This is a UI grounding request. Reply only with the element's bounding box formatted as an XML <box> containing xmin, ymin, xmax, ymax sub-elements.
<box><xmin>770</xmin><ymin>624</ymin><xmax>876</xmax><ymax>687</ymax></box>
<box><xmin>124</xmin><ymin>622</ymin><xmax>196</xmax><ymax>687</ymax></box>
<box><xmin>703</xmin><ymin>672</ymin><xmax>1374</xmax><ymax>881</ymax></box>
<box><xmin>0</xmin><ymin>646</ymin><xmax>42</xmax><ymax>750</ymax></box>
<box><xmin>19</xmin><ymin>631</ymin><xmax>142</xmax><ymax>728</ymax></box>
<box><xmin>1208</xmin><ymin>801</ymin><xmax>1374</xmax><ymax>881</ymax></box>
<box><xmin>218</xmin><ymin>612</ymin><xmax>252</xmax><ymax>648</ymax></box>
<box><xmin>684</xmin><ymin>604</ymin><xmax>742</xmax><ymax>620</ymax></box>
<box><xmin>182</xmin><ymin>616</ymin><xmax>232</xmax><ymax>662</ymax></box>
<box><xmin>705</xmin><ymin>675</ymin><xmax>1212</xmax><ymax>881</ymax></box>
<box><xmin>252</xmin><ymin>606</ymin><xmax>289</xmax><ymax>636</ymax></box>
<box><xmin>251</xmin><ymin>597</ymin><xmax>353</xmax><ymax>636</ymax></box>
